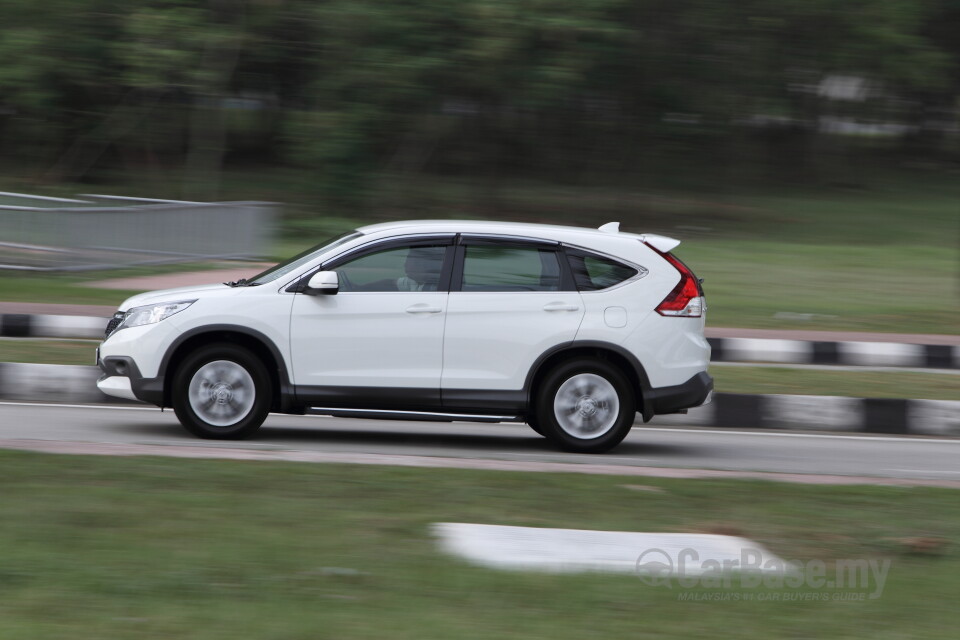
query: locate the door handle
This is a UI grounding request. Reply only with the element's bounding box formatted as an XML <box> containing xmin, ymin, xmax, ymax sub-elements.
<box><xmin>543</xmin><ymin>302</ymin><xmax>580</xmax><ymax>312</ymax></box>
<box><xmin>406</xmin><ymin>304</ymin><xmax>443</xmax><ymax>314</ymax></box>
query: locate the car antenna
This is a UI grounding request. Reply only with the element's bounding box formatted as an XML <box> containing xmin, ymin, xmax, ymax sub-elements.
<box><xmin>598</xmin><ymin>222</ymin><xmax>620</xmax><ymax>233</ymax></box>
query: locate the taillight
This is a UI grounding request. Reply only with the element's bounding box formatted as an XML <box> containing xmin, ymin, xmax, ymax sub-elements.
<box><xmin>646</xmin><ymin>244</ymin><xmax>705</xmax><ymax>317</ymax></box>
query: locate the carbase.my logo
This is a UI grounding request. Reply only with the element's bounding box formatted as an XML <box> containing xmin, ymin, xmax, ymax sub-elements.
<box><xmin>635</xmin><ymin>547</ymin><xmax>890</xmax><ymax>599</ymax></box>
<box><xmin>635</xmin><ymin>548</ymin><xmax>674</xmax><ymax>587</ymax></box>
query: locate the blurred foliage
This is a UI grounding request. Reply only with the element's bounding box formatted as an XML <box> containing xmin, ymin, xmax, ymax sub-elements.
<box><xmin>0</xmin><ymin>0</ymin><xmax>958</xmax><ymax>203</ymax></box>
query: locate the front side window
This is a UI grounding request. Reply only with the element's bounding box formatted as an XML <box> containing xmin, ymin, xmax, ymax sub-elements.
<box><xmin>567</xmin><ymin>251</ymin><xmax>640</xmax><ymax>291</ymax></box>
<box><xmin>335</xmin><ymin>245</ymin><xmax>447</xmax><ymax>292</ymax></box>
<box><xmin>461</xmin><ymin>246</ymin><xmax>562</xmax><ymax>291</ymax></box>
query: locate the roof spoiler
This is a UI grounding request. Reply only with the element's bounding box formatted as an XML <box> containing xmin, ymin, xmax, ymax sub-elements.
<box><xmin>639</xmin><ymin>233</ymin><xmax>681</xmax><ymax>253</ymax></box>
<box><xmin>597</xmin><ymin>223</ymin><xmax>681</xmax><ymax>253</ymax></box>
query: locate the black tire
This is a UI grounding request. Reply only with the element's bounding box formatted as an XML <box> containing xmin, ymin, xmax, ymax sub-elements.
<box><xmin>527</xmin><ymin>416</ymin><xmax>545</xmax><ymax>437</ymax></box>
<box><xmin>535</xmin><ymin>358</ymin><xmax>635</xmax><ymax>453</ymax></box>
<box><xmin>172</xmin><ymin>343</ymin><xmax>272</xmax><ymax>439</ymax></box>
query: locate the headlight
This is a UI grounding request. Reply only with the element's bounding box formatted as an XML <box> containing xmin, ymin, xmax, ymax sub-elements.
<box><xmin>119</xmin><ymin>300</ymin><xmax>196</xmax><ymax>331</ymax></box>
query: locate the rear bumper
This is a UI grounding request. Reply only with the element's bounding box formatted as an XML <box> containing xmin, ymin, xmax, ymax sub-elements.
<box><xmin>643</xmin><ymin>371</ymin><xmax>713</xmax><ymax>420</ymax></box>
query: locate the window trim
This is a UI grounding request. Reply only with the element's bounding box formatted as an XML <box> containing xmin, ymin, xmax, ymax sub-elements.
<box><xmin>458</xmin><ymin>233</ymin><xmax>559</xmax><ymax>248</ymax></box>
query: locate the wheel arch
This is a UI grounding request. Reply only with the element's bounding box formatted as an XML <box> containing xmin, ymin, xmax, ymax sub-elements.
<box><xmin>160</xmin><ymin>325</ymin><xmax>295</xmax><ymax>412</ymax></box>
<box><xmin>524</xmin><ymin>341</ymin><xmax>652</xmax><ymax>421</ymax></box>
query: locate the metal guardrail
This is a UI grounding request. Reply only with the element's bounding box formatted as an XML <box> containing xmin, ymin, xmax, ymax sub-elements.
<box><xmin>0</xmin><ymin>193</ymin><xmax>276</xmax><ymax>271</ymax></box>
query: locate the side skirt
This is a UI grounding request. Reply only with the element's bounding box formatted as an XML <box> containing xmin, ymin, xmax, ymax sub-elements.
<box><xmin>306</xmin><ymin>407</ymin><xmax>522</xmax><ymax>423</ymax></box>
<box><xmin>294</xmin><ymin>386</ymin><xmax>528</xmax><ymax>421</ymax></box>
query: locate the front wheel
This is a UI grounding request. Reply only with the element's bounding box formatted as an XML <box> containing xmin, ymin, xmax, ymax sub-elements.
<box><xmin>526</xmin><ymin>415</ymin><xmax>545</xmax><ymax>437</ymax></box>
<box><xmin>536</xmin><ymin>358</ymin><xmax>636</xmax><ymax>453</ymax></box>
<box><xmin>172</xmin><ymin>343</ymin><xmax>272</xmax><ymax>439</ymax></box>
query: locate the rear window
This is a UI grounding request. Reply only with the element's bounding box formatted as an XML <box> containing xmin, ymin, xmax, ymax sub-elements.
<box><xmin>567</xmin><ymin>252</ymin><xmax>638</xmax><ymax>291</ymax></box>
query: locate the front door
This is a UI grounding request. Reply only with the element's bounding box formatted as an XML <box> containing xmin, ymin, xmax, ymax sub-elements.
<box><xmin>290</xmin><ymin>239</ymin><xmax>453</xmax><ymax>409</ymax></box>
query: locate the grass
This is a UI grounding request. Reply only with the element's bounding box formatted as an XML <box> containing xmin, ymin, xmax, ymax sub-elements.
<box><xmin>0</xmin><ymin>449</ymin><xmax>956</xmax><ymax>639</ymax></box>
<box><xmin>2</xmin><ymin>340</ymin><xmax>957</xmax><ymax>400</ymax></box>
<box><xmin>0</xmin><ymin>262</ymin><xmax>264</xmax><ymax>308</ymax></box>
<box><xmin>711</xmin><ymin>365</ymin><xmax>960</xmax><ymax>401</ymax></box>
<box><xmin>298</xmin><ymin>172</ymin><xmax>960</xmax><ymax>334</ymax></box>
<box><xmin>2</xmin><ymin>169</ymin><xmax>958</xmax><ymax>334</ymax></box>
<box><xmin>684</xmin><ymin>240</ymin><xmax>958</xmax><ymax>334</ymax></box>
<box><xmin>0</xmin><ymin>339</ymin><xmax>99</xmax><ymax>366</ymax></box>
<box><xmin>0</xmin><ymin>273</ymin><xmax>135</xmax><ymax>307</ymax></box>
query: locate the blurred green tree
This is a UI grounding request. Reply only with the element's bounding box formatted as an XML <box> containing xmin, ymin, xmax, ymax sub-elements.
<box><xmin>0</xmin><ymin>0</ymin><xmax>955</xmax><ymax>201</ymax></box>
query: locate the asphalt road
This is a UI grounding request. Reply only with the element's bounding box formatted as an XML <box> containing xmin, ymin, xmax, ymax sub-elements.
<box><xmin>1</xmin><ymin>401</ymin><xmax>958</xmax><ymax>485</ymax></box>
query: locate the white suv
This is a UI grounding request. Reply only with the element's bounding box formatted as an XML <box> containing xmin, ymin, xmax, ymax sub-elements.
<box><xmin>97</xmin><ymin>220</ymin><xmax>712</xmax><ymax>453</ymax></box>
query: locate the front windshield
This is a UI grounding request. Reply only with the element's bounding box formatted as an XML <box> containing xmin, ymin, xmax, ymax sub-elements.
<box><xmin>247</xmin><ymin>231</ymin><xmax>363</xmax><ymax>285</ymax></box>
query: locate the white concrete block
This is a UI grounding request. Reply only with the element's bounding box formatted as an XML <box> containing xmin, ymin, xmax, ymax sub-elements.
<box><xmin>433</xmin><ymin>522</ymin><xmax>792</xmax><ymax>576</ymax></box>
<box><xmin>838</xmin><ymin>342</ymin><xmax>924</xmax><ymax>367</ymax></box>
<box><xmin>722</xmin><ymin>338</ymin><xmax>811</xmax><ymax>364</ymax></box>
<box><xmin>908</xmin><ymin>400</ymin><xmax>960</xmax><ymax>436</ymax></box>
<box><xmin>764</xmin><ymin>394</ymin><xmax>862</xmax><ymax>431</ymax></box>
<box><xmin>32</xmin><ymin>314</ymin><xmax>107</xmax><ymax>339</ymax></box>
<box><xmin>0</xmin><ymin>363</ymin><xmax>102</xmax><ymax>403</ymax></box>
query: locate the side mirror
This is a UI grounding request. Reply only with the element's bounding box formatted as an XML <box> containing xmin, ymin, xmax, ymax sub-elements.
<box><xmin>305</xmin><ymin>271</ymin><xmax>339</xmax><ymax>295</ymax></box>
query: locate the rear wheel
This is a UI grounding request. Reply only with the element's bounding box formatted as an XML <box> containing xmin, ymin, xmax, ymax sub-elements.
<box><xmin>172</xmin><ymin>343</ymin><xmax>271</xmax><ymax>439</ymax></box>
<box><xmin>536</xmin><ymin>358</ymin><xmax>635</xmax><ymax>453</ymax></box>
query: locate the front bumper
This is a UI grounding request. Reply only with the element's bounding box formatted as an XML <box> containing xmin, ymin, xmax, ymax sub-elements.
<box><xmin>97</xmin><ymin>375</ymin><xmax>138</xmax><ymax>401</ymax></box>
<box><xmin>96</xmin><ymin>318</ymin><xmax>181</xmax><ymax>406</ymax></box>
<box><xmin>97</xmin><ymin>355</ymin><xmax>165</xmax><ymax>405</ymax></box>
<box><xmin>642</xmin><ymin>371</ymin><xmax>713</xmax><ymax>421</ymax></box>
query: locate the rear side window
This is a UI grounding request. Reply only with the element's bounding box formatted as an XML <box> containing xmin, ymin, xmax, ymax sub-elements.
<box><xmin>567</xmin><ymin>251</ymin><xmax>638</xmax><ymax>291</ymax></box>
<box><xmin>461</xmin><ymin>246</ymin><xmax>562</xmax><ymax>291</ymax></box>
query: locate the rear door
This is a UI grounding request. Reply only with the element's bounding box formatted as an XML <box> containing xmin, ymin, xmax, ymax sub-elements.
<box><xmin>441</xmin><ymin>235</ymin><xmax>584</xmax><ymax>410</ymax></box>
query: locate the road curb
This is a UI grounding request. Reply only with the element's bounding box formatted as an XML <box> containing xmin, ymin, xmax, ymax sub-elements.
<box><xmin>0</xmin><ymin>313</ymin><xmax>107</xmax><ymax>340</ymax></box>
<box><xmin>708</xmin><ymin>336</ymin><xmax>959</xmax><ymax>369</ymax></box>
<box><xmin>1</xmin><ymin>362</ymin><xmax>957</xmax><ymax>436</ymax></box>
<box><xmin>652</xmin><ymin>393</ymin><xmax>960</xmax><ymax>436</ymax></box>
<box><xmin>0</xmin><ymin>362</ymin><xmax>125</xmax><ymax>405</ymax></box>
<box><xmin>3</xmin><ymin>312</ymin><xmax>959</xmax><ymax>368</ymax></box>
